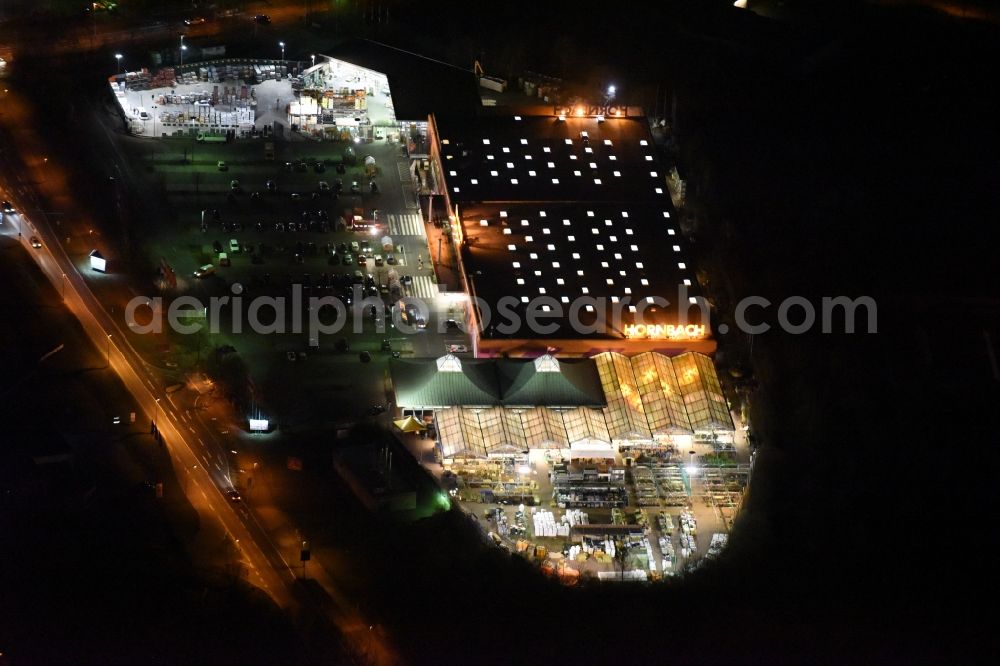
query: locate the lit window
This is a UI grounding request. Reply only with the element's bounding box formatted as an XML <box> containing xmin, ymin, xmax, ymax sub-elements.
<box><xmin>673</xmin><ymin>245</ymin><xmax>681</xmax><ymax>252</ymax></box>
<box><xmin>520</xmin><ymin>139</ymin><xmax>528</xmax><ymax>145</ymax></box>
<box><xmin>539</xmin><ymin>287</ymin><xmax>546</xmax><ymax>294</ymax></box>
<box><xmin>689</xmin><ymin>297</ymin><xmax>698</xmax><ymax>304</ymax></box>
<box><xmin>453</xmin><ymin>187</ymin><xmax>460</xmax><ymax>193</ymax></box>
<box><xmin>547</xmin><ymin>244</ymin><xmax>555</xmax><ymax>251</ymax></box>
<box><xmin>640</xmin><ymin>140</ymin><xmax>648</xmax><ymax>146</ymax></box>
<box><xmin>647</xmin><ymin>296</ymin><xmax>655</xmax><ymax>303</ymax></box>
<box><xmin>517</xmin><ymin>278</ymin><xmax>525</xmax><ymax>285</ymax></box>
<box><xmin>655</xmin><ymin>188</ymin><xmax>663</xmax><ymax>194</ymax></box>
<box><xmin>589</xmin><ymin>162</ymin><xmax>598</xmax><ymax>169</ymax></box>
<box><xmin>587</xmin><ymin>211</ymin><xmax>595</xmax><ymax>217</ymax></box>
<box><xmin>449</xmin><ymin>170</ymin><xmax>457</xmax><ymax>176</ymax></box>
<box><xmin>543</xmin><ymin>147</ymin><xmax>551</xmax><ymax>153</ymax></box>
<box><xmin>624</xmin><ymin>287</ymin><xmax>632</xmax><ymax>294</ymax></box>
<box><xmin>539</xmin><ymin>211</ymin><xmax>547</xmax><ymax>217</ymax></box>
<box><xmin>581</xmin><ymin>287</ymin><xmax>589</xmax><ymax>294</ymax></box>
<box><xmin>506</xmin><ymin>162</ymin><xmax>515</xmax><ymax>169</ymax></box>
<box><xmin>500</xmin><ymin>211</ymin><xmax>508</xmax><ymax>218</ymax></box>
<box><xmin>609</xmin><ymin>236</ymin><xmax>617</xmax><ymax>242</ymax></box>
<box><xmin>641</xmin><ymin>278</ymin><xmax>649</xmax><ymax>286</ymax></box>
<box><xmin>585</xmin><ymin>147</ymin><xmax>593</xmax><ymax>153</ymax></box>
<box><xmin>591</xmin><ymin>228</ymin><xmax>599</xmax><ymax>235</ymax></box>
<box><xmin>530</xmin><ymin>253</ymin><xmax>538</xmax><ymax>259</ymax></box>
<box><xmin>678</xmin><ymin>262</ymin><xmax>686</xmax><ymax>269</ymax></box>
<box><xmin>668</xmin><ymin>229</ymin><xmax>676</xmax><ymax>236</ymax></box>
<box><xmin>645</xmin><ymin>155</ymin><xmax>653</xmax><ymax>161</ymax></box>
<box><xmin>521</xmin><ymin>296</ymin><xmax>529</xmax><ymax>303</ymax></box>
<box><xmin>543</xmin><ymin>228</ymin><xmax>551</xmax><ymax>234</ymax></box>
<box><xmin>636</xmin><ymin>262</ymin><xmax>644</xmax><ymax>269</ymax></box>
<box><xmin>542</xmin><ymin>305</ymin><xmax>551</xmax><ymax>312</ymax></box>
<box><xmin>551</xmin><ymin>178</ymin><xmax>559</xmax><ymax>184</ymax></box>
<box><xmin>663</xmin><ymin>211</ymin><xmax>671</xmax><ymax>218</ymax></box>
<box><xmin>626</xmin><ymin>229</ymin><xmax>634</xmax><ymax>235</ymax></box>
<box><xmin>567</xmin><ymin>235</ymin><xmax>575</xmax><ymax>241</ymax></box>
<box><xmin>521</xmin><ymin>220</ymin><xmax>530</xmax><ymax>226</ymax></box>
<box><xmin>650</xmin><ymin>171</ymin><xmax>658</xmax><ymax>177</ymax></box>
<box><xmin>565</xmin><ymin>139</ymin><xmax>573</xmax><ymax>144</ymax></box>
<box><xmin>609</xmin><ymin>155</ymin><xmax>617</xmax><ymax>161</ymax></box>
<box><xmin>614</xmin><ymin>253</ymin><xmax>622</xmax><ymax>260</ymax></box>
<box><xmin>442</xmin><ymin>139</ymin><xmax>450</xmax><ymax>144</ymax></box>
<box><xmin>502</xmin><ymin>147</ymin><xmax>510</xmax><ymax>153</ymax></box>
<box><xmin>552</xmin><ymin>262</ymin><xmax>560</xmax><ymax>268</ymax></box>
<box><xmin>578</xmin><ymin>270</ymin><xmax>585</xmax><ymax>276</ymax></box>
<box><xmin>529</xmin><ymin>170</ymin><xmax>537</xmax><ymax>176</ymax></box>
<box><xmin>514</xmin><ymin>115</ymin><xmax>521</xmax><ymax>121</ymax></box>
<box><xmin>630</xmin><ymin>245</ymin><xmax>639</xmax><ymax>251</ymax></box>
<box><xmin>561</xmin><ymin>296</ymin><xmax>569</xmax><ymax>303</ymax></box>
<box><xmin>525</xmin><ymin>235</ymin><xmax>534</xmax><ymax>242</ymax></box>
<box><xmin>511</xmin><ymin>178</ymin><xmax>519</xmax><ymax>184</ymax></box>
<box><xmin>604</xmin><ymin>139</ymin><xmax>612</xmax><ymax>146</ymax></box>
<box><xmin>534</xmin><ymin>270</ymin><xmax>542</xmax><ymax>276</ymax></box>
<box><xmin>486</xmin><ymin>155</ymin><xmax>494</xmax><ymax>160</ymax></box>
<box><xmin>483</xmin><ymin>139</ymin><xmax>491</xmax><ymax>145</ymax></box>
<box><xmin>548</xmin><ymin>162</ymin><xmax>556</xmax><ymax>168</ymax></box>
<box><xmin>491</xmin><ymin>170</ymin><xmax>499</xmax><ymax>176</ymax></box>
<box><xmin>556</xmin><ymin>278</ymin><xmax>565</xmax><ymax>285</ymax></box>
<box><xmin>683</xmin><ymin>279</ymin><xmax>692</xmax><ymax>286</ymax></box>
<box><xmin>572</xmin><ymin>253</ymin><xmax>581</xmax><ymax>259</ymax></box>
<box><xmin>606</xmin><ymin>278</ymin><xmax>614</xmax><ymax>285</ymax></box>
<box><xmin>503</xmin><ymin>228</ymin><xmax>511</xmax><ymax>235</ymax></box>
<box><xmin>479</xmin><ymin>219</ymin><xmax>489</xmax><ymax>226</ymax></box>
<box><xmin>629</xmin><ymin>305</ymin><xmax>637</xmax><ymax>313</ymax></box>
<box><xmin>596</xmin><ymin>244</ymin><xmax>605</xmax><ymax>251</ymax></box>
<box><xmin>605</xmin><ymin>220</ymin><xmax>613</xmax><ymax>227</ymax></box>
<box><xmin>563</xmin><ymin>219</ymin><xmax>571</xmax><ymax>226</ymax></box>
<box><xmin>507</xmin><ymin>244</ymin><xmax>516</xmax><ymax>251</ymax></box>
<box><xmin>570</xmin><ymin>155</ymin><xmax>578</xmax><ymax>160</ymax></box>
<box><xmin>512</xmin><ymin>261</ymin><xmax>520</xmax><ymax>268</ymax></box>
<box><xmin>470</xmin><ymin>179</ymin><xmax>479</xmax><ymax>185</ymax></box>
<box><xmin>594</xmin><ymin>178</ymin><xmax>602</xmax><ymax>185</ymax></box>
<box><xmin>586</xmin><ymin>305</ymin><xmax>595</xmax><ymax>312</ymax></box>
<box><xmin>622</xmin><ymin>211</ymin><xmax>629</xmax><ymax>218</ymax></box>
<box><xmin>573</xmin><ymin>171</ymin><xmax>582</xmax><ymax>176</ymax></box>
<box><xmin>601</xmin><ymin>261</ymin><xmax>609</xmax><ymax>268</ymax></box>
<box><xmin>611</xmin><ymin>296</ymin><xmax>620</xmax><ymax>303</ymax></box>
<box><xmin>446</xmin><ymin>155</ymin><xmax>453</xmax><ymax>160</ymax></box>
<box><xmin>613</xmin><ymin>171</ymin><xmax>622</xmax><ymax>177</ymax></box>
<box><xmin>619</xmin><ymin>270</ymin><xmax>626</xmax><ymax>277</ymax></box>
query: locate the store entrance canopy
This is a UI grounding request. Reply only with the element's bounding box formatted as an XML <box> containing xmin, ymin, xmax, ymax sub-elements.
<box><xmin>394</xmin><ymin>416</ymin><xmax>427</xmax><ymax>433</ymax></box>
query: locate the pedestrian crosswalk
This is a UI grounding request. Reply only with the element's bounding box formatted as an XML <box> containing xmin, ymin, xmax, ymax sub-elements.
<box><xmin>387</xmin><ymin>213</ymin><xmax>425</xmax><ymax>237</ymax></box>
<box><xmin>406</xmin><ymin>275</ymin><xmax>438</xmax><ymax>300</ymax></box>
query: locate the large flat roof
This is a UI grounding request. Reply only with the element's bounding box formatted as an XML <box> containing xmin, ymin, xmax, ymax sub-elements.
<box><xmin>438</xmin><ymin>114</ymin><xmax>700</xmax><ymax>340</ymax></box>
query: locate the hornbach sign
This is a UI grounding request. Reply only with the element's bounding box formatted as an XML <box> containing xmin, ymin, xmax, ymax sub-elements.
<box><xmin>623</xmin><ymin>324</ymin><xmax>708</xmax><ymax>340</ymax></box>
<box><xmin>554</xmin><ymin>104</ymin><xmax>633</xmax><ymax>118</ymax></box>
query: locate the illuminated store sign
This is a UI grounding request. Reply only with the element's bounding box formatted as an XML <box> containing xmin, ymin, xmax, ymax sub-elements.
<box><xmin>623</xmin><ymin>323</ymin><xmax>707</xmax><ymax>340</ymax></box>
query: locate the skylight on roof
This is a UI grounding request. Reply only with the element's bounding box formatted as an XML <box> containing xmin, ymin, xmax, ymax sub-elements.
<box><xmin>483</xmin><ymin>139</ymin><xmax>491</xmax><ymax>145</ymax></box>
<box><xmin>508</xmin><ymin>244</ymin><xmax>516</xmax><ymax>251</ymax></box>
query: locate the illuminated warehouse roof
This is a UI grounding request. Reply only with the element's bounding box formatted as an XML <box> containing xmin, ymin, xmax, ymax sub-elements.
<box><xmin>438</xmin><ymin>114</ymin><xmax>699</xmax><ymax>341</ymax></box>
<box><xmin>397</xmin><ymin>352</ymin><xmax>732</xmax><ymax>456</ymax></box>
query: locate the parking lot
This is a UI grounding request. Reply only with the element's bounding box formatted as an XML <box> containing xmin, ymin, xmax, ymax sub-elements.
<box><xmin>126</xmin><ymin>134</ymin><xmax>472</xmax><ymax>422</ymax></box>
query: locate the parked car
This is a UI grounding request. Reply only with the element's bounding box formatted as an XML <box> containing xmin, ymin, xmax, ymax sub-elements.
<box><xmin>217</xmin><ymin>160</ymin><xmax>228</xmax><ymax>171</ymax></box>
<box><xmin>230</xmin><ymin>179</ymin><xmax>240</xmax><ymax>192</ymax></box>
<box><xmin>229</xmin><ymin>239</ymin><xmax>241</xmax><ymax>253</ymax></box>
<box><xmin>350</xmin><ymin>181</ymin><xmax>360</xmax><ymax>194</ymax></box>
<box><xmin>193</xmin><ymin>264</ymin><xmax>215</xmax><ymax>278</ymax></box>
<box><xmin>314</xmin><ymin>162</ymin><xmax>326</xmax><ymax>173</ymax></box>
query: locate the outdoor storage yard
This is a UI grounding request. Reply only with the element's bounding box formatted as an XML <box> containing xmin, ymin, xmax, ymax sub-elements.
<box><xmin>400</xmin><ymin>429</ymin><xmax>752</xmax><ymax>582</ymax></box>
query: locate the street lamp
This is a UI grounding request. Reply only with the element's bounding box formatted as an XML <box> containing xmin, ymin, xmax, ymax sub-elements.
<box><xmin>180</xmin><ymin>36</ymin><xmax>187</xmax><ymax>67</ymax></box>
<box><xmin>279</xmin><ymin>41</ymin><xmax>285</xmax><ymax>61</ymax></box>
<box><xmin>154</xmin><ymin>397</ymin><xmax>161</xmax><ymax>426</ymax></box>
<box><xmin>115</xmin><ymin>53</ymin><xmax>124</xmax><ymax>74</ymax></box>
<box><xmin>311</xmin><ymin>54</ymin><xmax>316</xmax><ymax>67</ymax></box>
